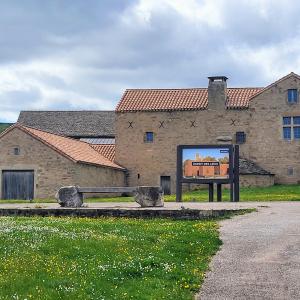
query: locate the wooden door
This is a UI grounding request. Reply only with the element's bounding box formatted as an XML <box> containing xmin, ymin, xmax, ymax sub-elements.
<box><xmin>160</xmin><ymin>176</ymin><xmax>171</xmax><ymax>195</ymax></box>
<box><xmin>2</xmin><ymin>170</ymin><xmax>34</xmax><ymax>200</ymax></box>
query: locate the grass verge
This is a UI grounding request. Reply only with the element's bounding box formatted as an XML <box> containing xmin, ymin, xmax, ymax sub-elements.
<box><xmin>1</xmin><ymin>184</ymin><xmax>299</xmax><ymax>204</ymax></box>
<box><xmin>0</xmin><ymin>216</ymin><xmax>224</xmax><ymax>299</ymax></box>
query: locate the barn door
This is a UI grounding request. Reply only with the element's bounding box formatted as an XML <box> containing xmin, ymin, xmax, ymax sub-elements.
<box><xmin>2</xmin><ymin>170</ymin><xmax>34</xmax><ymax>200</ymax></box>
<box><xmin>160</xmin><ymin>176</ymin><xmax>171</xmax><ymax>195</ymax></box>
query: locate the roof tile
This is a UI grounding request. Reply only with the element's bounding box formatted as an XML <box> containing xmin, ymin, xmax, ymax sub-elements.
<box><xmin>2</xmin><ymin>124</ymin><xmax>124</xmax><ymax>170</ymax></box>
<box><xmin>91</xmin><ymin>144</ymin><xmax>115</xmax><ymax>162</ymax></box>
<box><xmin>116</xmin><ymin>88</ymin><xmax>263</xmax><ymax>112</ymax></box>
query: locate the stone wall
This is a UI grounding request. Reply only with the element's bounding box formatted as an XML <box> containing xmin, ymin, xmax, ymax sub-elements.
<box><xmin>248</xmin><ymin>75</ymin><xmax>300</xmax><ymax>185</ymax></box>
<box><xmin>240</xmin><ymin>174</ymin><xmax>275</xmax><ymax>188</ymax></box>
<box><xmin>115</xmin><ymin>75</ymin><xmax>300</xmax><ymax>192</ymax></box>
<box><xmin>115</xmin><ymin>108</ymin><xmax>251</xmax><ymax>194</ymax></box>
<box><xmin>0</xmin><ymin>128</ymin><xmax>125</xmax><ymax>199</ymax></box>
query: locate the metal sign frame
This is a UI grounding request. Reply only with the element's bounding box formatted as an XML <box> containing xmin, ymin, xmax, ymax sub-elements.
<box><xmin>176</xmin><ymin>144</ymin><xmax>239</xmax><ymax>202</ymax></box>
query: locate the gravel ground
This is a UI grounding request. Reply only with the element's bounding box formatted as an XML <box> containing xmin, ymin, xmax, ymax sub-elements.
<box><xmin>197</xmin><ymin>202</ymin><xmax>300</xmax><ymax>300</ymax></box>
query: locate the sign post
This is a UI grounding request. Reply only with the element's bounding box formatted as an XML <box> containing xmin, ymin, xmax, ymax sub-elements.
<box><xmin>176</xmin><ymin>144</ymin><xmax>240</xmax><ymax>202</ymax></box>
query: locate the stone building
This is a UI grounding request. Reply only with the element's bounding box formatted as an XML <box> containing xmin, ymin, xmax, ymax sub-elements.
<box><xmin>18</xmin><ymin>110</ymin><xmax>116</xmax><ymax>144</ymax></box>
<box><xmin>114</xmin><ymin>73</ymin><xmax>300</xmax><ymax>194</ymax></box>
<box><xmin>0</xmin><ymin>124</ymin><xmax>125</xmax><ymax>199</ymax></box>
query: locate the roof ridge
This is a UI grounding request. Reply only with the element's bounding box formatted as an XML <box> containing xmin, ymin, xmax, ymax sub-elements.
<box><xmin>125</xmin><ymin>88</ymin><xmax>208</xmax><ymax>91</ymax></box>
<box><xmin>124</xmin><ymin>87</ymin><xmax>264</xmax><ymax>91</ymax></box>
<box><xmin>248</xmin><ymin>72</ymin><xmax>300</xmax><ymax>101</ymax></box>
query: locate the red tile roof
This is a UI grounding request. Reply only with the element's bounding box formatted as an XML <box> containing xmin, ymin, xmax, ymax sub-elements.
<box><xmin>91</xmin><ymin>144</ymin><xmax>115</xmax><ymax>162</ymax></box>
<box><xmin>116</xmin><ymin>87</ymin><xmax>263</xmax><ymax>112</ymax></box>
<box><xmin>0</xmin><ymin>124</ymin><xmax>124</xmax><ymax>170</ymax></box>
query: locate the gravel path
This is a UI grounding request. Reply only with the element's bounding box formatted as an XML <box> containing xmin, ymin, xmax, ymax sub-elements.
<box><xmin>197</xmin><ymin>202</ymin><xmax>300</xmax><ymax>300</ymax></box>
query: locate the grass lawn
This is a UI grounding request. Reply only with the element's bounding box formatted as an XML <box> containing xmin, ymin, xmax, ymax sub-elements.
<box><xmin>0</xmin><ymin>123</ymin><xmax>11</xmax><ymax>133</ymax></box>
<box><xmin>0</xmin><ymin>216</ymin><xmax>222</xmax><ymax>299</ymax></box>
<box><xmin>1</xmin><ymin>184</ymin><xmax>300</xmax><ymax>204</ymax></box>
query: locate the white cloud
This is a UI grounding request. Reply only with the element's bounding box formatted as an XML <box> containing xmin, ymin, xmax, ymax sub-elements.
<box><xmin>2</xmin><ymin>0</ymin><xmax>300</xmax><ymax>121</ymax></box>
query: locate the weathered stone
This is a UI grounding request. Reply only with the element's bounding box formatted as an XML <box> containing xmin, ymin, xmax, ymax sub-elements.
<box><xmin>134</xmin><ymin>186</ymin><xmax>164</xmax><ymax>207</ymax></box>
<box><xmin>55</xmin><ymin>186</ymin><xmax>83</xmax><ymax>207</ymax></box>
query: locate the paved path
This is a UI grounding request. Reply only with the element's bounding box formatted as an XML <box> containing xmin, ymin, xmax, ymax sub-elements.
<box><xmin>197</xmin><ymin>202</ymin><xmax>300</xmax><ymax>300</ymax></box>
<box><xmin>0</xmin><ymin>201</ymin><xmax>266</xmax><ymax>210</ymax></box>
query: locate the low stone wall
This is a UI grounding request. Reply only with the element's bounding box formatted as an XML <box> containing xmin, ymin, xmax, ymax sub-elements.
<box><xmin>240</xmin><ymin>174</ymin><xmax>274</xmax><ymax>188</ymax></box>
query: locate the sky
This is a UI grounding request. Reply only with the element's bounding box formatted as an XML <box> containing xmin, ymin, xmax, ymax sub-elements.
<box><xmin>182</xmin><ymin>148</ymin><xmax>229</xmax><ymax>161</ymax></box>
<box><xmin>1</xmin><ymin>0</ymin><xmax>300</xmax><ymax>122</ymax></box>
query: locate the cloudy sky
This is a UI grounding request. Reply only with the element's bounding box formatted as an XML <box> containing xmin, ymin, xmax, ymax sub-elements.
<box><xmin>1</xmin><ymin>0</ymin><xmax>300</xmax><ymax>122</ymax></box>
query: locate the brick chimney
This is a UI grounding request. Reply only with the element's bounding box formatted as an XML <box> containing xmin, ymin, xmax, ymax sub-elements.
<box><xmin>207</xmin><ymin>76</ymin><xmax>228</xmax><ymax>109</ymax></box>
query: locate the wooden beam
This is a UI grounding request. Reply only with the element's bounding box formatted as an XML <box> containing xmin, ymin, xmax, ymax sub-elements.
<box><xmin>77</xmin><ymin>187</ymin><xmax>137</xmax><ymax>193</ymax></box>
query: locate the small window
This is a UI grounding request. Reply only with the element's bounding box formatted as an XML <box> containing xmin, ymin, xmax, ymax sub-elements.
<box><xmin>294</xmin><ymin>116</ymin><xmax>300</xmax><ymax>125</ymax></box>
<box><xmin>288</xmin><ymin>89</ymin><xmax>298</xmax><ymax>103</ymax></box>
<box><xmin>287</xmin><ymin>167</ymin><xmax>294</xmax><ymax>176</ymax></box>
<box><xmin>13</xmin><ymin>147</ymin><xmax>20</xmax><ymax>155</ymax></box>
<box><xmin>283</xmin><ymin>117</ymin><xmax>291</xmax><ymax>125</ymax></box>
<box><xmin>283</xmin><ymin>116</ymin><xmax>300</xmax><ymax>140</ymax></box>
<box><xmin>294</xmin><ymin>127</ymin><xmax>300</xmax><ymax>139</ymax></box>
<box><xmin>236</xmin><ymin>132</ymin><xmax>246</xmax><ymax>144</ymax></box>
<box><xmin>283</xmin><ymin>127</ymin><xmax>291</xmax><ymax>140</ymax></box>
<box><xmin>144</xmin><ymin>132</ymin><xmax>154</xmax><ymax>143</ymax></box>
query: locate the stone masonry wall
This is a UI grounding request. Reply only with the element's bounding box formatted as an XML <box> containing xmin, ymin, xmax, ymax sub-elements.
<box><xmin>0</xmin><ymin>128</ymin><xmax>125</xmax><ymax>199</ymax></box>
<box><xmin>115</xmin><ymin>108</ymin><xmax>252</xmax><ymax>194</ymax></box>
<box><xmin>240</xmin><ymin>174</ymin><xmax>274</xmax><ymax>188</ymax></box>
<box><xmin>248</xmin><ymin>75</ymin><xmax>300</xmax><ymax>184</ymax></box>
<box><xmin>116</xmin><ymin>75</ymin><xmax>300</xmax><ymax>193</ymax></box>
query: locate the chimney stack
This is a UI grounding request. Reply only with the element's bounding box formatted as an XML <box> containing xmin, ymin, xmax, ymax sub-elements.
<box><xmin>207</xmin><ymin>76</ymin><xmax>228</xmax><ymax>110</ymax></box>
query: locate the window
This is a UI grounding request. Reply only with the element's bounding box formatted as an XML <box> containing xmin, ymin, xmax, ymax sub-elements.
<box><xmin>282</xmin><ymin>116</ymin><xmax>300</xmax><ymax>140</ymax></box>
<box><xmin>236</xmin><ymin>131</ymin><xmax>246</xmax><ymax>144</ymax></box>
<box><xmin>288</xmin><ymin>89</ymin><xmax>298</xmax><ymax>103</ymax></box>
<box><xmin>287</xmin><ymin>167</ymin><xmax>294</xmax><ymax>176</ymax></box>
<box><xmin>144</xmin><ymin>132</ymin><xmax>154</xmax><ymax>143</ymax></box>
<box><xmin>283</xmin><ymin>127</ymin><xmax>291</xmax><ymax>140</ymax></box>
<box><xmin>294</xmin><ymin>127</ymin><xmax>300</xmax><ymax>139</ymax></box>
<box><xmin>13</xmin><ymin>147</ymin><xmax>20</xmax><ymax>155</ymax></box>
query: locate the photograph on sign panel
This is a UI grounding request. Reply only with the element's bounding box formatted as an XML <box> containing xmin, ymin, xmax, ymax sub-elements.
<box><xmin>182</xmin><ymin>148</ymin><xmax>230</xmax><ymax>179</ymax></box>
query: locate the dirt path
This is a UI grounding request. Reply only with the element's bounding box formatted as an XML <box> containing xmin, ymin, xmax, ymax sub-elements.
<box><xmin>197</xmin><ymin>202</ymin><xmax>300</xmax><ymax>300</ymax></box>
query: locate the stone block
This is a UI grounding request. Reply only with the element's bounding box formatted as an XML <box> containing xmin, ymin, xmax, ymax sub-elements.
<box><xmin>55</xmin><ymin>186</ymin><xmax>83</xmax><ymax>207</ymax></box>
<box><xmin>134</xmin><ymin>186</ymin><xmax>164</xmax><ymax>207</ymax></box>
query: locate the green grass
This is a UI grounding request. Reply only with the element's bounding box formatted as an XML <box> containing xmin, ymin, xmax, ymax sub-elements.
<box><xmin>2</xmin><ymin>184</ymin><xmax>300</xmax><ymax>204</ymax></box>
<box><xmin>0</xmin><ymin>123</ymin><xmax>12</xmax><ymax>133</ymax></box>
<box><xmin>0</xmin><ymin>216</ymin><xmax>222</xmax><ymax>299</ymax></box>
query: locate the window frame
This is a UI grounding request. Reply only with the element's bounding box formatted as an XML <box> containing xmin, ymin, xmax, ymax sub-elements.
<box><xmin>282</xmin><ymin>116</ymin><xmax>300</xmax><ymax>141</ymax></box>
<box><xmin>13</xmin><ymin>147</ymin><xmax>20</xmax><ymax>155</ymax></box>
<box><xmin>144</xmin><ymin>131</ymin><xmax>154</xmax><ymax>143</ymax></box>
<box><xmin>236</xmin><ymin>131</ymin><xmax>246</xmax><ymax>144</ymax></box>
<box><xmin>287</xmin><ymin>89</ymin><xmax>298</xmax><ymax>104</ymax></box>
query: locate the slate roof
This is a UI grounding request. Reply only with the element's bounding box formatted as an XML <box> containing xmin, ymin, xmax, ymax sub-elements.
<box><xmin>116</xmin><ymin>87</ymin><xmax>263</xmax><ymax>112</ymax></box>
<box><xmin>17</xmin><ymin>111</ymin><xmax>115</xmax><ymax>138</ymax></box>
<box><xmin>0</xmin><ymin>124</ymin><xmax>124</xmax><ymax>170</ymax></box>
<box><xmin>239</xmin><ymin>158</ymin><xmax>274</xmax><ymax>175</ymax></box>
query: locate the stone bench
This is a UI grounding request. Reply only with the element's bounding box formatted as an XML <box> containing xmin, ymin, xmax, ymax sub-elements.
<box><xmin>55</xmin><ymin>186</ymin><xmax>164</xmax><ymax>208</ymax></box>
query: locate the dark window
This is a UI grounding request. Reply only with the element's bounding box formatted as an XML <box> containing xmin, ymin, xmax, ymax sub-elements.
<box><xmin>288</xmin><ymin>89</ymin><xmax>298</xmax><ymax>103</ymax></box>
<box><xmin>287</xmin><ymin>167</ymin><xmax>294</xmax><ymax>176</ymax></box>
<box><xmin>283</xmin><ymin>127</ymin><xmax>291</xmax><ymax>140</ymax></box>
<box><xmin>144</xmin><ymin>132</ymin><xmax>154</xmax><ymax>143</ymax></box>
<box><xmin>283</xmin><ymin>116</ymin><xmax>300</xmax><ymax>140</ymax></box>
<box><xmin>294</xmin><ymin>116</ymin><xmax>300</xmax><ymax>125</ymax></box>
<box><xmin>13</xmin><ymin>147</ymin><xmax>20</xmax><ymax>155</ymax></box>
<box><xmin>283</xmin><ymin>117</ymin><xmax>291</xmax><ymax>125</ymax></box>
<box><xmin>236</xmin><ymin>131</ymin><xmax>246</xmax><ymax>144</ymax></box>
<box><xmin>294</xmin><ymin>127</ymin><xmax>300</xmax><ymax>139</ymax></box>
